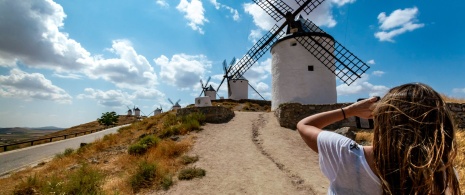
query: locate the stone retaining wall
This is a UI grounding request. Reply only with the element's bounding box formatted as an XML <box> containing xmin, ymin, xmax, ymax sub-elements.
<box><xmin>176</xmin><ymin>106</ymin><xmax>235</xmax><ymax>123</ymax></box>
<box><xmin>275</xmin><ymin>102</ymin><xmax>465</xmax><ymax>130</ymax></box>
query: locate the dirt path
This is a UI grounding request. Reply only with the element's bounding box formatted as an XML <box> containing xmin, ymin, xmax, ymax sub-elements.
<box><xmin>158</xmin><ymin>111</ymin><xmax>328</xmax><ymax>195</ymax></box>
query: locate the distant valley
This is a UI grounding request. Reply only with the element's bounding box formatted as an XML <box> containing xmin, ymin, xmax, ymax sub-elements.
<box><xmin>0</xmin><ymin>127</ymin><xmax>64</xmax><ymax>145</ymax></box>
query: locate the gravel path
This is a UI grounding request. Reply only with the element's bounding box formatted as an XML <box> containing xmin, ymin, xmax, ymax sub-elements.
<box><xmin>159</xmin><ymin>111</ymin><xmax>328</xmax><ymax>195</ymax></box>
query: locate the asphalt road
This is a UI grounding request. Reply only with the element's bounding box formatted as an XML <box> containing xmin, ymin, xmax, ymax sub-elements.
<box><xmin>0</xmin><ymin>124</ymin><xmax>130</xmax><ymax>176</ymax></box>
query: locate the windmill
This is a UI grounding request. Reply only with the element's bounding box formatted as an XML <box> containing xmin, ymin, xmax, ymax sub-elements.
<box><xmin>168</xmin><ymin>98</ymin><xmax>181</xmax><ymax>111</ymax></box>
<box><xmin>126</xmin><ymin>106</ymin><xmax>133</xmax><ymax>116</ymax></box>
<box><xmin>216</xmin><ymin>57</ymin><xmax>266</xmax><ymax>100</ymax></box>
<box><xmin>199</xmin><ymin>76</ymin><xmax>216</xmax><ymax>100</ymax></box>
<box><xmin>229</xmin><ymin>0</ymin><xmax>370</xmax><ymax>109</ymax></box>
<box><xmin>147</xmin><ymin>105</ymin><xmax>163</xmax><ymax>116</ymax></box>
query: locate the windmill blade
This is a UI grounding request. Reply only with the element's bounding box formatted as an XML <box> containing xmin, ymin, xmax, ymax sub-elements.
<box><xmin>176</xmin><ymin>99</ymin><xmax>181</xmax><ymax>104</ymax></box>
<box><xmin>229</xmin><ymin>57</ymin><xmax>236</xmax><ymax>67</ymax></box>
<box><xmin>252</xmin><ymin>0</ymin><xmax>293</xmax><ymax>22</ymax></box>
<box><xmin>223</xmin><ymin>59</ymin><xmax>228</xmax><ymax>73</ymax></box>
<box><xmin>248</xmin><ymin>83</ymin><xmax>266</xmax><ymax>100</ymax></box>
<box><xmin>295</xmin><ymin>18</ymin><xmax>370</xmax><ymax>85</ymax></box>
<box><xmin>229</xmin><ymin>24</ymin><xmax>286</xmax><ymax>80</ymax></box>
<box><xmin>199</xmin><ymin>89</ymin><xmax>205</xmax><ymax>97</ymax></box>
<box><xmin>216</xmin><ymin>77</ymin><xmax>227</xmax><ymax>92</ymax></box>
<box><xmin>200</xmin><ymin>79</ymin><xmax>204</xmax><ymax>87</ymax></box>
<box><xmin>140</xmin><ymin>110</ymin><xmax>147</xmax><ymax>117</ymax></box>
<box><xmin>205</xmin><ymin>76</ymin><xmax>211</xmax><ymax>86</ymax></box>
<box><xmin>294</xmin><ymin>0</ymin><xmax>326</xmax><ymax>16</ymax></box>
<box><xmin>168</xmin><ymin>98</ymin><xmax>174</xmax><ymax>105</ymax></box>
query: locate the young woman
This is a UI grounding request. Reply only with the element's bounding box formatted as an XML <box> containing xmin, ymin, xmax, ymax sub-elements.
<box><xmin>297</xmin><ymin>83</ymin><xmax>461</xmax><ymax>194</ymax></box>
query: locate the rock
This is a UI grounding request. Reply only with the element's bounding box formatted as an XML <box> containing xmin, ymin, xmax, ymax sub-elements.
<box><xmin>334</xmin><ymin>127</ymin><xmax>356</xmax><ymax>140</ymax></box>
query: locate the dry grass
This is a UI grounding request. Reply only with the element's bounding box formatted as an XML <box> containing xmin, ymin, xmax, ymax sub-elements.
<box><xmin>0</xmin><ymin>111</ymin><xmax>205</xmax><ymax>195</ymax></box>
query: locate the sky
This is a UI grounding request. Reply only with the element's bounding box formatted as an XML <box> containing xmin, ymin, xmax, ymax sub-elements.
<box><xmin>0</xmin><ymin>0</ymin><xmax>464</xmax><ymax>128</ymax></box>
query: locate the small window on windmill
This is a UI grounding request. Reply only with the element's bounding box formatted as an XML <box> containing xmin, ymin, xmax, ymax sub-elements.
<box><xmin>308</xmin><ymin>65</ymin><xmax>314</xmax><ymax>71</ymax></box>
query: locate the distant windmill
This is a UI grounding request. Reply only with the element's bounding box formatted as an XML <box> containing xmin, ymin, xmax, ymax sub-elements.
<box><xmin>126</xmin><ymin>106</ymin><xmax>133</xmax><ymax>116</ymax></box>
<box><xmin>216</xmin><ymin>57</ymin><xmax>266</xmax><ymax>100</ymax></box>
<box><xmin>168</xmin><ymin>98</ymin><xmax>181</xmax><ymax>111</ymax></box>
<box><xmin>199</xmin><ymin>76</ymin><xmax>216</xmax><ymax>100</ymax></box>
<box><xmin>147</xmin><ymin>105</ymin><xmax>163</xmax><ymax>116</ymax></box>
<box><xmin>228</xmin><ymin>0</ymin><xmax>370</xmax><ymax>109</ymax></box>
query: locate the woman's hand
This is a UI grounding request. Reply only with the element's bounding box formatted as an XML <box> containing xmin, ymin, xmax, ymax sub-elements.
<box><xmin>343</xmin><ymin>96</ymin><xmax>379</xmax><ymax>119</ymax></box>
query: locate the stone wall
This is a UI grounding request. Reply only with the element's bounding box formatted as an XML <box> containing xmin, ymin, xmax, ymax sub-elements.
<box><xmin>275</xmin><ymin>102</ymin><xmax>465</xmax><ymax>130</ymax></box>
<box><xmin>447</xmin><ymin>103</ymin><xmax>465</xmax><ymax>129</ymax></box>
<box><xmin>176</xmin><ymin>106</ymin><xmax>235</xmax><ymax>123</ymax></box>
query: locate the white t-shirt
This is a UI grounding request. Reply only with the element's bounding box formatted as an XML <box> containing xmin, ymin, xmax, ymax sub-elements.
<box><xmin>317</xmin><ymin>131</ymin><xmax>381</xmax><ymax>195</ymax></box>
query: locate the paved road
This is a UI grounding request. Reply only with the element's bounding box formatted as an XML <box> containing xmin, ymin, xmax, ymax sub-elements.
<box><xmin>0</xmin><ymin>124</ymin><xmax>130</xmax><ymax>176</ymax></box>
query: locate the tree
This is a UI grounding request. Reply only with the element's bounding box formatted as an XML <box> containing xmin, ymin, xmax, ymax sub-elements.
<box><xmin>97</xmin><ymin>111</ymin><xmax>119</xmax><ymax>127</ymax></box>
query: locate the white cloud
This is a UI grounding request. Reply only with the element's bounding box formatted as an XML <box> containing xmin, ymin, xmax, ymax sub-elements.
<box><xmin>52</xmin><ymin>73</ymin><xmax>83</xmax><ymax>79</ymax></box>
<box><xmin>156</xmin><ymin>0</ymin><xmax>169</xmax><ymax>7</ymax></box>
<box><xmin>154</xmin><ymin>53</ymin><xmax>212</xmax><ymax>89</ymax></box>
<box><xmin>0</xmin><ymin>69</ymin><xmax>72</xmax><ymax>103</ymax></box>
<box><xmin>176</xmin><ymin>0</ymin><xmax>208</xmax><ymax>34</ymax></box>
<box><xmin>243</xmin><ymin>58</ymin><xmax>271</xmax><ymax>84</ymax></box>
<box><xmin>77</xmin><ymin>88</ymin><xmax>133</xmax><ymax>107</ymax></box>
<box><xmin>372</xmin><ymin>70</ymin><xmax>385</xmax><ymax>76</ymax></box>
<box><xmin>337</xmin><ymin>74</ymin><xmax>389</xmax><ymax>97</ymax></box>
<box><xmin>210</xmin><ymin>0</ymin><xmax>240</xmax><ymax>21</ymax></box>
<box><xmin>0</xmin><ymin>0</ymin><xmax>91</xmax><ymax>71</ymax></box>
<box><xmin>375</xmin><ymin>7</ymin><xmax>424</xmax><ymax>42</ymax></box>
<box><xmin>367</xmin><ymin>59</ymin><xmax>375</xmax><ymax>65</ymax></box>
<box><xmin>453</xmin><ymin>88</ymin><xmax>465</xmax><ymax>94</ymax></box>
<box><xmin>86</xmin><ymin>40</ymin><xmax>158</xmax><ymax>90</ymax></box>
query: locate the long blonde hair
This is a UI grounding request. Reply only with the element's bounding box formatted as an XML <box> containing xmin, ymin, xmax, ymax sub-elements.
<box><xmin>372</xmin><ymin>83</ymin><xmax>461</xmax><ymax>194</ymax></box>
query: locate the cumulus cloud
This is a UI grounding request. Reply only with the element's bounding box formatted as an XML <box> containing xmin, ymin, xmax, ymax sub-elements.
<box><xmin>154</xmin><ymin>54</ymin><xmax>212</xmax><ymax>89</ymax></box>
<box><xmin>0</xmin><ymin>0</ymin><xmax>91</xmax><ymax>71</ymax></box>
<box><xmin>367</xmin><ymin>59</ymin><xmax>376</xmax><ymax>65</ymax></box>
<box><xmin>156</xmin><ymin>0</ymin><xmax>169</xmax><ymax>7</ymax></box>
<box><xmin>243</xmin><ymin>0</ymin><xmax>345</xmax><ymax>32</ymax></box>
<box><xmin>372</xmin><ymin>70</ymin><xmax>385</xmax><ymax>76</ymax></box>
<box><xmin>86</xmin><ymin>40</ymin><xmax>158</xmax><ymax>90</ymax></box>
<box><xmin>0</xmin><ymin>69</ymin><xmax>72</xmax><ymax>103</ymax></box>
<box><xmin>210</xmin><ymin>0</ymin><xmax>240</xmax><ymax>21</ymax></box>
<box><xmin>176</xmin><ymin>0</ymin><xmax>208</xmax><ymax>34</ymax></box>
<box><xmin>77</xmin><ymin>88</ymin><xmax>133</xmax><ymax>107</ymax></box>
<box><xmin>375</xmin><ymin>7</ymin><xmax>424</xmax><ymax>42</ymax></box>
<box><xmin>337</xmin><ymin>74</ymin><xmax>389</xmax><ymax>97</ymax></box>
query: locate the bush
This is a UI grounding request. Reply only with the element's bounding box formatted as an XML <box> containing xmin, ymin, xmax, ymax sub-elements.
<box><xmin>64</xmin><ymin>164</ymin><xmax>104</xmax><ymax>195</ymax></box>
<box><xmin>180</xmin><ymin>155</ymin><xmax>199</xmax><ymax>165</ymax></box>
<box><xmin>178</xmin><ymin>167</ymin><xmax>206</xmax><ymax>180</ymax></box>
<box><xmin>128</xmin><ymin>143</ymin><xmax>147</xmax><ymax>155</ymax></box>
<box><xmin>63</xmin><ymin>148</ymin><xmax>74</xmax><ymax>156</ymax></box>
<box><xmin>139</xmin><ymin>135</ymin><xmax>160</xmax><ymax>147</ymax></box>
<box><xmin>13</xmin><ymin>174</ymin><xmax>41</xmax><ymax>195</ymax></box>
<box><xmin>130</xmin><ymin>161</ymin><xmax>157</xmax><ymax>192</ymax></box>
<box><xmin>161</xmin><ymin>175</ymin><xmax>173</xmax><ymax>190</ymax></box>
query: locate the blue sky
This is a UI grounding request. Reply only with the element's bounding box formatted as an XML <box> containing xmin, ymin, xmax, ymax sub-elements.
<box><xmin>0</xmin><ymin>0</ymin><xmax>464</xmax><ymax>128</ymax></box>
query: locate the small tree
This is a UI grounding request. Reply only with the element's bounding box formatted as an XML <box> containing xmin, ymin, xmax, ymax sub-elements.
<box><xmin>97</xmin><ymin>111</ymin><xmax>119</xmax><ymax>127</ymax></box>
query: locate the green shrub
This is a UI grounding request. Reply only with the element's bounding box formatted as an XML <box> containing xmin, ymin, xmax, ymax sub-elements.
<box><xmin>178</xmin><ymin>167</ymin><xmax>206</xmax><ymax>180</ymax></box>
<box><xmin>161</xmin><ymin>175</ymin><xmax>173</xmax><ymax>190</ymax></box>
<box><xmin>128</xmin><ymin>143</ymin><xmax>147</xmax><ymax>155</ymax></box>
<box><xmin>64</xmin><ymin>164</ymin><xmax>104</xmax><ymax>195</ymax></box>
<box><xmin>180</xmin><ymin>155</ymin><xmax>199</xmax><ymax>165</ymax></box>
<box><xmin>63</xmin><ymin>148</ymin><xmax>74</xmax><ymax>156</ymax></box>
<box><xmin>13</xmin><ymin>174</ymin><xmax>41</xmax><ymax>195</ymax></box>
<box><xmin>130</xmin><ymin>161</ymin><xmax>157</xmax><ymax>192</ymax></box>
<box><xmin>139</xmin><ymin>135</ymin><xmax>160</xmax><ymax>147</ymax></box>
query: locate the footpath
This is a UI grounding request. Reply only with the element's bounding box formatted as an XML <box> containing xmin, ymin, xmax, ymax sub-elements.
<box><xmin>158</xmin><ymin>111</ymin><xmax>328</xmax><ymax>195</ymax></box>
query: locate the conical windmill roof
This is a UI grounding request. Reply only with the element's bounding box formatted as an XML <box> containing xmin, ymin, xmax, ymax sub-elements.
<box><xmin>206</xmin><ymin>85</ymin><xmax>215</xmax><ymax>91</ymax></box>
<box><xmin>174</xmin><ymin>102</ymin><xmax>181</xmax><ymax>107</ymax></box>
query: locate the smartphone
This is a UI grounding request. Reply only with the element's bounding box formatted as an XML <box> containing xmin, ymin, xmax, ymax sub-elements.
<box><xmin>355</xmin><ymin>97</ymin><xmax>379</xmax><ymax>129</ymax></box>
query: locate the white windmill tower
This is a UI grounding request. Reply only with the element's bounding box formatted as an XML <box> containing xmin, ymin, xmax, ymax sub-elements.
<box><xmin>229</xmin><ymin>0</ymin><xmax>370</xmax><ymax>109</ymax></box>
<box><xmin>216</xmin><ymin>58</ymin><xmax>267</xmax><ymax>101</ymax></box>
<box><xmin>199</xmin><ymin>76</ymin><xmax>216</xmax><ymax>100</ymax></box>
<box><xmin>126</xmin><ymin>106</ymin><xmax>133</xmax><ymax>116</ymax></box>
<box><xmin>134</xmin><ymin>107</ymin><xmax>141</xmax><ymax>117</ymax></box>
<box><xmin>168</xmin><ymin>98</ymin><xmax>181</xmax><ymax>111</ymax></box>
<box><xmin>147</xmin><ymin>105</ymin><xmax>163</xmax><ymax>116</ymax></box>
<box><xmin>154</xmin><ymin>105</ymin><xmax>163</xmax><ymax>116</ymax></box>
